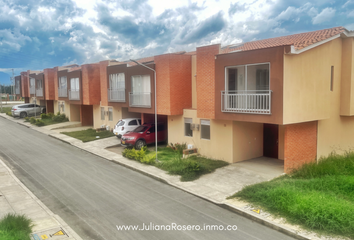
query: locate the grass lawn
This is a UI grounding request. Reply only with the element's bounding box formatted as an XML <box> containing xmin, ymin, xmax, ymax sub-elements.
<box><xmin>125</xmin><ymin>146</ymin><xmax>228</xmax><ymax>181</ymax></box>
<box><xmin>0</xmin><ymin>107</ymin><xmax>12</xmax><ymax>114</ymax></box>
<box><xmin>61</xmin><ymin>128</ymin><xmax>115</xmax><ymax>142</ymax></box>
<box><xmin>0</xmin><ymin>214</ymin><xmax>33</xmax><ymax>240</ymax></box>
<box><xmin>228</xmin><ymin>153</ymin><xmax>354</xmax><ymax>239</ymax></box>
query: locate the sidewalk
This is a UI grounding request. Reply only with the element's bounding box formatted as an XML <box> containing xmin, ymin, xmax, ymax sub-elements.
<box><xmin>0</xmin><ymin>158</ymin><xmax>82</xmax><ymax>240</ymax></box>
<box><xmin>0</xmin><ymin>113</ymin><xmax>334</xmax><ymax>240</ymax></box>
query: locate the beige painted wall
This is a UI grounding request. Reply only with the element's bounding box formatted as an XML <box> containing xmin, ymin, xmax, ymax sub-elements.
<box><xmin>93</xmin><ymin>105</ymin><xmax>122</xmax><ymax>130</ymax></box>
<box><xmin>192</xmin><ymin>55</ymin><xmax>197</xmax><ymax>109</ymax></box>
<box><xmin>54</xmin><ymin>100</ymin><xmax>72</xmax><ymax>120</ymax></box>
<box><xmin>340</xmin><ymin>38</ymin><xmax>354</xmax><ymax>116</ymax></box>
<box><xmin>283</xmin><ymin>38</ymin><xmax>343</xmax><ymax>124</ymax></box>
<box><xmin>168</xmin><ymin>109</ymin><xmax>233</xmax><ymax>162</ymax></box>
<box><xmin>317</xmin><ymin>37</ymin><xmax>354</xmax><ymax>158</ymax></box>
<box><xmin>70</xmin><ymin>104</ymin><xmax>80</xmax><ymax>122</ymax></box>
<box><xmin>232</xmin><ymin>121</ymin><xmax>263</xmax><ymax>162</ymax></box>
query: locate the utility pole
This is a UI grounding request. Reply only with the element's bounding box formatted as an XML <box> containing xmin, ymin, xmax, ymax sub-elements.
<box><xmin>0</xmin><ymin>83</ymin><xmax>2</xmax><ymax>112</ymax></box>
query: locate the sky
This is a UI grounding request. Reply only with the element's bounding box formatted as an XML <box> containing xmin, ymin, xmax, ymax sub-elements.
<box><xmin>0</xmin><ymin>0</ymin><xmax>353</xmax><ymax>84</ymax></box>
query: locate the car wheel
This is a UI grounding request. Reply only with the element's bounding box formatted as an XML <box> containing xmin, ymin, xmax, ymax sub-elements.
<box><xmin>20</xmin><ymin>112</ymin><xmax>27</xmax><ymax>118</ymax></box>
<box><xmin>135</xmin><ymin>139</ymin><xmax>146</xmax><ymax>150</ymax></box>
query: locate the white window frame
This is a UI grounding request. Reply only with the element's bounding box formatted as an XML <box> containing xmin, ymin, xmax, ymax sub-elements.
<box><xmin>59</xmin><ymin>76</ymin><xmax>67</xmax><ymax>89</ymax></box>
<box><xmin>200</xmin><ymin>119</ymin><xmax>210</xmax><ymax>140</ymax></box>
<box><xmin>184</xmin><ymin>118</ymin><xmax>193</xmax><ymax>137</ymax></box>
<box><xmin>109</xmin><ymin>73</ymin><xmax>125</xmax><ymax>90</ymax></box>
<box><xmin>101</xmin><ymin>107</ymin><xmax>105</xmax><ymax>120</ymax></box>
<box><xmin>108</xmin><ymin>108</ymin><xmax>113</xmax><ymax>121</ymax></box>
<box><xmin>225</xmin><ymin>62</ymin><xmax>271</xmax><ymax>91</ymax></box>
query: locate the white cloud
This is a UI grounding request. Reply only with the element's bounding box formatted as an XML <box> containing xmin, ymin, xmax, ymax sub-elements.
<box><xmin>312</xmin><ymin>7</ymin><xmax>336</xmax><ymax>24</ymax></box>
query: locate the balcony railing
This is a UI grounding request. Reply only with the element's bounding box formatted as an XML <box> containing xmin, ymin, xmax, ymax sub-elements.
<box><xmin>69</xmin><ymin>89</ymin><xmax>80</xmax><ymax>100</ymax></box>
<box><xmin>15</xmin><ymin>88</ymin><xmax>20</xmax><ymax>95</ymax></box>
<box><xmin>36</xmin><ymin>88</ymin><xmax>43</xmax><ymax>97</ymax></box>
<box><xmin>129</xmin><ymin>92</ymin><xmax>151</xmax><ymax>108</ymax></box>
<box><xmin>221</xmin><ymin>90</ymin><xmax>272</xmax><ymax>114</ymax></box>
<box><xmin>30</xmin><ymin>86</ymin><xmax>35</xmax><ymax>95</ymax></box>
<box><xmin>108</xmin><ymin>88</ymin><xmax>125</xmax><ymax>102</ymax></box>
<box><xmin>58</xmin><ymin>88</ymin><xmax>67</xmax><ymax>97</ymax></box>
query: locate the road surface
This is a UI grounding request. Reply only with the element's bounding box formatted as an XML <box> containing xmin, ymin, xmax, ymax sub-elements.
<box><xmin>0</xmin><ymin>117</ymin><xmax>295</xmax><ymax>240</ymax></box>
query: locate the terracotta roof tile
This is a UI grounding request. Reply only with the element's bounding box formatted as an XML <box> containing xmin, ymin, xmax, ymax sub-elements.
<box><xmin>221</xmin><ymin>27</ymin><xmax>346</xmax><ymax>54</ymax></box>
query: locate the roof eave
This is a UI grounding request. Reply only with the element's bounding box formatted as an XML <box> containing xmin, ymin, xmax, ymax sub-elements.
<box><xmin>287</xmin><ymin>31</ymin><xmax>350</xmax><ymax>55</ymax></box>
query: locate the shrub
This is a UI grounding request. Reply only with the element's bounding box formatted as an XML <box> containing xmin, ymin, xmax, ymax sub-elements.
<box><xmin>6</xmin><ymin>112</ymin><xmax>13</xmax><ymax>117</ymax></box>
<box><xmin>29</xmin><ymin>117</ymin><xmax>36</xmax><ymax>124</ymax></box>
<box><xmin>40</xmin><ymin>113</ymin><xmax>49</xmax><ymax>119</ymax></box>
<box><xmin>24</xmin><ymin>117</ymin><xmax>30</xmax><ymax>122</ymax></box>
<box><xmin>122</xmin><ymin>147</ymin><xmax>156</xmax><ymax>164</ymax></box>
<box><xmin>52</xmin><ymin>113</ymin><xmax>69</xmax><ymax>123</ymax></box>
<box><xmin>35</xmin><ymin>119</ymin><xmax>45</xmax><ymax>127</ymax></box>
<box><xmin>47</xmin><ymin>112</ymin><xmax>54</xmax><ymax>118</ymax></box>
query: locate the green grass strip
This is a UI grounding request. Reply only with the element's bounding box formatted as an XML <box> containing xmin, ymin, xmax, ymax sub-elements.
<box><xmin>61</xmin><ymin>128</ymin><xmax>115</xmax><ymax>142</ymax></box>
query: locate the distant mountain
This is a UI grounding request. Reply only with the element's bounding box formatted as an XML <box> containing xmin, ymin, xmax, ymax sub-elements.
<box><xmin>0</xmin><ymin>72</ymin><xmax>11</xmax><ymax>85</ymax></box>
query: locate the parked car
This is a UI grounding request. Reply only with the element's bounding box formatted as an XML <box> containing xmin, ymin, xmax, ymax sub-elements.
<box><xmin>121</xmin><ymin>122</ymin><xmax>167</xmax><ymax>149</ymax></box>
<box><xmin>11</xmin><ymin>103</ymin><xmax>45</xmax><ymax>118</ymax></box>
<box><xmin>113</xmin><ymin>118</ymin><xmax>141</xmax><ymax>138</ymax></box>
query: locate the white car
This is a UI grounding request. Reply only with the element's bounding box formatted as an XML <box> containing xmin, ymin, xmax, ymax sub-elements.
<box><xmin>113</xmin><ymin>118</ymin><xmax>141</xmax><ymax>138</ymax></box>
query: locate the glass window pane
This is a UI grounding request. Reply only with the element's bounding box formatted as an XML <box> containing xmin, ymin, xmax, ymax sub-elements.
<box><xmin>201</xmin><ymin>120</ymin><xmax>210</xmax><ymax>140</ymax></box>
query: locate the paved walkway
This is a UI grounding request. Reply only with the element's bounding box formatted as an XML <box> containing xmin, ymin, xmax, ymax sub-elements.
<box><xmin>0</xmin><ymin>159</ymin><xmax>82</xmax><ymax>240</ymax></box>
<box><xmin>0</xmin><ymin>113</ymin><xmax>336</xmax><ymax>240</ymax></box>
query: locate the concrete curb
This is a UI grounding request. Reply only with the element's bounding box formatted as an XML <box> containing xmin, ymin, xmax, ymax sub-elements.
<box><xmin>0</xmin><ymin>158</ymin><xmax>83</xmax><ymax>240</ymax></box>
<box><xmin>0</xmin><ymin>114</ymin><xmax>312</xmax><ymax>240</ymax></box>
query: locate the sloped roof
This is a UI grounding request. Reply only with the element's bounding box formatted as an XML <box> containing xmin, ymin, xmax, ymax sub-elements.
<box><xmin>221</xmin><ymin>26</ymin><xmax>346</xmax><ymax>54</ymax></box>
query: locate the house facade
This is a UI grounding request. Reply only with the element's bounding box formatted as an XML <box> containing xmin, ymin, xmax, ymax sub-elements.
<box><xmin>14</xmin><ymin>26</ymin><xmax>354</xmax><ymax>173</ymax></box>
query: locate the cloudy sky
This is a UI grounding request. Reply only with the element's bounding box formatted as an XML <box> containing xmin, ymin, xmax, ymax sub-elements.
<box><xmin>0</xmin><ymin>0</ymin><xmax>353</xmax><ymax>84</ymax></box>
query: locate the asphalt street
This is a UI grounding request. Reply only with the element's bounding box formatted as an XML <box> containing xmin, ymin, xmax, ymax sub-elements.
<box><xmin>0</xmin><ymin>117</ymin><xmax>296</xmax><ymax>240</ymax></box>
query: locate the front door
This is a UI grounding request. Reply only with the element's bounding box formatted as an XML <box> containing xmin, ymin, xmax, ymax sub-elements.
<box><xmin>263</xmin><ymin>124</ymin><xmax>278</xmax><ymax>158</ymax></box>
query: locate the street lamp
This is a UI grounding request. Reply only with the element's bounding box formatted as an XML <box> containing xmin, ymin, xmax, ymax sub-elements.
<box><xmin>130</xmin><ymin>59</ymin><xmax>158</xmax><ymax>163</ymax></box>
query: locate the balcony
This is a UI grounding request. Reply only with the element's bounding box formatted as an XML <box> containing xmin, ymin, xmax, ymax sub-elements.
<box><xmin>129</xmin><ymin>92</ymin><xmax>151</xmax><ymax>108</ymax></box>
<box><xmin>36</xmin><ymin>88</ymin><xmax>43</xmax><ymax>97</ymax></box>
<box><xmin>221</xmin><ymin>90</ymin><xmax>272</xmax><ymax>114</ymax></box>
<box><xmin>58</xmin><ymin>88</ymin><xmax>67</xmax><ymax>97</ymax></box>
<box><xmin>69</xmin><ymin>89</ymin><xmax>80</xmax><ymax>100</ymax></box>
<box><xmin>30</xmin><ymin>86</ymin><xmax>35</xmax><ymax>95</ymax></box>
<box><xmin>108</xmin><ymin>88</ymin><xmax>125</xmax><ymax>102</ymax></box>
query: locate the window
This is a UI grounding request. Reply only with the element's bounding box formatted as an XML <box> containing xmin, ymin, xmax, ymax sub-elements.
<box><xmin>330</xmin><ymin>66</ymin><xmax>334</xmax><ymax>91</ymax></box>
<box><xmin>70</xmin><ymin>78</ymin><xmax>80</xmax><ymax>91</ymax></box>
<box><xmin>201</xmin><ymin>119</ymin><xmax>210</xmax><ymax>140</ymax></box>
<box><xmin>109</xmin><ymin>73</ymin><xmax>125</xmax><ymax>90</ymax></box>
<box><xmin>101</xmin><ymin>107</ymin><xmax>105</xmax><ymax>120</ymax></box>
<box><xmin>226</xmin><ymin>63</ymin><xmax>269</xmax><ymax>91</ymax></box>
<box><xmin>108</xmin><ymin>108</ymin><xmax>113</xmax><ymax>121</ymax></box>
<box><xmin>59</xmin><ymin>76</ymin><xmax>67</xmax><ymax>89</ymax></box>
<box><xmin>61</xmin><ymin>102</ymin><xmax>65</xmax><ymax>112</ymax></box>
<box><xmin>128</xmin><ymin>120</ymin><xmax>138</xmax><ymax>126</ymax></box>
<box><xmin>30</xmin><ymin>78</ymin><xmax>35</xmax><ymax>88</ymax></box>
<box><xmin>131</xmin><ymin>75</ymin><xmax>151</xmax><ymax>93</ymax></box>
<box><xmin>36</xmin><ymin>79</ymin><xmax>42</xmax><ymax>89</ymax></box>
<box><xmin>184</xmin><ymin>118</ymin><xmax>193</xmax><ymax>137</ymax></box>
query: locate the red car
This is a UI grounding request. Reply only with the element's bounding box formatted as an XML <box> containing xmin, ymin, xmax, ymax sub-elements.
<box><xmin>121</xmin><ymin>123</ymin><xmax>167</xmax><ymax>149</ymax></box>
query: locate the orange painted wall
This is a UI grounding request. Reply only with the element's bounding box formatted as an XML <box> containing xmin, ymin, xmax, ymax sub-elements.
<box><xmin>21</xmin><ymin>72</ymin><xmax>29</xmax><ymax>98</ymax></box>
<box><xmin>44</xmin><ymin>68</ymin><xmax>55</xmax><ymax>100</ymax></box>
<box><xmin>155</xmin><ymin>54</ymin><xmax>192</xmax><ymax>115</ymax></box>
<box><xmin>53</xmin><ymin>67</ymin><xmax>58</xmax><ymax>100</ymax></box>
<box><xmin>284</xmin><ymin>121</ymin><xmax>317</xmax><ymax>173</ymax></box>
<box><xmin>100</xmin><ymin>61</ymin><xmax>110</xmax><ymax>106</ymax></box>
<box><xmin>82</xmin><ymin>63</ymin><xmax>101</xmax><ymax>105</ymax></box>
<box><xmin>196</xmin><ymin>44</ymin><xmax>220</xmax><ymax>119</ymax></box>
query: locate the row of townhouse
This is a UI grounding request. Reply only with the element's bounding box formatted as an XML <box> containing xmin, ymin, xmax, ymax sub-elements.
<box><xmin>14</xmin><ymin>26</ymin><xmax>354</xmax><ymax>173</ymax></box>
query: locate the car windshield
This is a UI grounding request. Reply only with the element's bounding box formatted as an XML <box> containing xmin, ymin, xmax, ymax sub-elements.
<box><xmin>132</xmin><ymin>125</ymin><xmax>148</xmax><ymax>133</ymax></box>
<box><xmin>117</xmin><ymin>120</ymin><xmax>125</xmax><ymax>126</ymax></box>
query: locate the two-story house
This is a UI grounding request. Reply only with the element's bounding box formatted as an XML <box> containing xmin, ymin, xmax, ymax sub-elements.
<box><xmin>168</xmin><ymin>26</ymin><xmax>354</xmax><ymax>173</ymax></box>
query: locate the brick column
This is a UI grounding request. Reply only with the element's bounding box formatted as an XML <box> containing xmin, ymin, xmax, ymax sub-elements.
<box><xmin>284</xmin><ymin>121</ymin><xmax>317</xmax><ymax>173</ymax></box>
